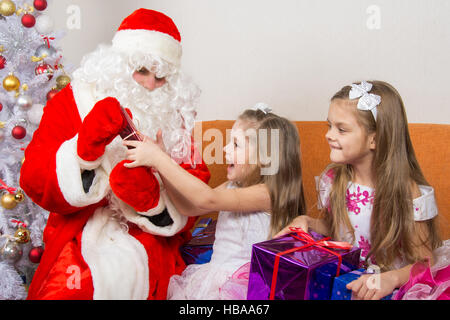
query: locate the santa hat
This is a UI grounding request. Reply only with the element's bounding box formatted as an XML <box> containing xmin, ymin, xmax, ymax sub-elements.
<box><xmin>112</xmin><ymin>9</ymin><xmax>182</xmax><ymax>67</ymax></box>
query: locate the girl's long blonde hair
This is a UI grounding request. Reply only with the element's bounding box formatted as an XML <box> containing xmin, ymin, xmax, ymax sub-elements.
<box><xmin>237</xmin><ymin>109</ymin><xmax>306</xmax><ymax>238</ymax></box>
<box><xmin>322</xmin><ymin>81</ymin><xmax>442</xmax><ymax>271</ymax></box>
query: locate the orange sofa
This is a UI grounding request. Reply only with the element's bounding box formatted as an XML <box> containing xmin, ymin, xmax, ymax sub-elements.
<box><xmin>195</xmin><ymin>121</ymin><xmax>450</xmax><ymax>240</ymax></box>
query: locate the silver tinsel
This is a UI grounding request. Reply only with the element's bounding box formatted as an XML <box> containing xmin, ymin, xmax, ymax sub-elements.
<box><xmin>0</xmin><ymin>262</ymin><xmax>27</xmax><ymax>300</ymax></box>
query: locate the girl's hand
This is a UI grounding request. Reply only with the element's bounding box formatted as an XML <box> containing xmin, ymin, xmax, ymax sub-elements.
<box><xmin>152</xmin><ymin>130</ymin><xmax>166</xmax><ymax>153</ymax></box>
<box><xmin>346</xmin><ymin>271</ymin><xmax>398</xmax><ymax>300</ymax></box>
<box><xmin>123</xmin><ymin>130</ymin><xmax>166</xmax><ymax>168</ymax></box>
<box><xmin>273</xmin><ymin>215</ymin><xmax>310</xmax><ymax>238</ymax></box>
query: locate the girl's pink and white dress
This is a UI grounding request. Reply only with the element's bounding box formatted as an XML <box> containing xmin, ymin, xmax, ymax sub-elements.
<box><xmin>317</xmin><ymin>171</ymin><xmax>450</xmax><ymax>300</ymax></box>
<box><xmin>167</xmin><ymin>183</ymin><xmax>270</xmax><ymax>300</ymax></box>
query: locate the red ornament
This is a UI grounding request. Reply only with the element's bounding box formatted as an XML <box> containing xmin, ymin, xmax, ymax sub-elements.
<box><xmin>0</xmin><ymin>102</ymin><xmax>2</xmax><ymax>112</ymax></box>
<box><xmin>29</xmin><ymin>246</ymin><xmax>44</xmax><ymax>263</ymax></box>
<box><xmin>35</xmin><ymin>63</ymin><xmax>54</xmax><ymax>80</ymax></box>
<box><xmin>12</xmin><ymin>125</ymin><xmax>27</xmax><ymax>140</ymax></box>
<box><xmin>46</xmin><ymin>88</ymin><xmax>59</xmax><ymax>101</ymax></box>
<box><xmin>33</xmin><ymin>0</ymin><xmax>47</xmax><ymax>11</ymax></box>
<box><xmin>22</xmin><ymin>14</ymin><xmax>36</xmax><ymax>28</ymax></box>
<box><xmin>0</xmin><ymin>55</ymin><xmax>5</xmax><ymax>70</ymax></box>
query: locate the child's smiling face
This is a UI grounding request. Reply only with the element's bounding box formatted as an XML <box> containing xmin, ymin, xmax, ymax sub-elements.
<box><xmin>325</xmin><ymin>99</ymin><xmax>376</xmax><ymax>166</ymax></box>
<box><xmin>224</xmin><ymin>119</ymin><xmax>258</xmax><ymax>183</ymax></box>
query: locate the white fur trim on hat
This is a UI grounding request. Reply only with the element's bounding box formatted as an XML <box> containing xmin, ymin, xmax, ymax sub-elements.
<box><xmin>112</xmin><ymin>29</ymin><xmax>182</xmax><ymax>66</ymax></box>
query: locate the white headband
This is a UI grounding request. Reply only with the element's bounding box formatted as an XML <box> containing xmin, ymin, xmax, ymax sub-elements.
<box><xmin>349</xmin><ymin>81</ymin><xmax>381</xmax><ymax>121</ymax></box>
<box><xmin>252</xmin><ymin>102</ymin><xmax>272</xmax><ymax>114</ymax></box>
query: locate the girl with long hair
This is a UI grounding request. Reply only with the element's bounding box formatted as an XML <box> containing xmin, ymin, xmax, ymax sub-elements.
<box><xmin>277</xmin><ymin>81</ymin><xmax>448</xmax><ymax>300</ymax></box>
<box><xmin>123</xmin><ymin>103</ymin><xmax>306</xmax><ymax>299</ymax></box>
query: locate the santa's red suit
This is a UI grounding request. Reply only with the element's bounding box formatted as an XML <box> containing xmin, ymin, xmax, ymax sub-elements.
<box><xmin>19</xmin><ymin>9</ymin><xmax>210</xmax><ymax>300</ymax></box>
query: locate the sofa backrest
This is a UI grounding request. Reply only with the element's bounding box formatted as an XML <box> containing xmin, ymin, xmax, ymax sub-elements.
<box><xmin>196</xmin><ymin>120</ymin><xmax>449</xmax><ymax>239</ymax></box>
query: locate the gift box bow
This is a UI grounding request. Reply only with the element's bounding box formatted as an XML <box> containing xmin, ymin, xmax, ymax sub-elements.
<box><xmin>269</xmin><ymin>227</ymin><xmax>353</xmax><ymax>300</ymax></box>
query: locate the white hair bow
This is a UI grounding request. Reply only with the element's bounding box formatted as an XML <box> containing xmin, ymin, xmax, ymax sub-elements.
<box><xmin>349</xmin><ymin>81</ymin><xmax>381</xmax><ymax>121</ymax></box>
<box><xmin>252</xmin><ymin>102</ymin><xmax>272</xmax><ymax>114</ymax></box>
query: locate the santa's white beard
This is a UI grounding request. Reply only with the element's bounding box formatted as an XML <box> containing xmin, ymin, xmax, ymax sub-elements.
<box><xmin>73</xmin><ymin>44</ymin><xmax>199</xmax><ymax>164</ymax></box>
<box><xmin>95</xmin><ymin>75</ymin><xmax>191</xmax><ymax>163</ymax></box>
<box><xmin>97</xmin><ymin>76</ymin><xmax>168</xmax><ymax>136</ymax></box>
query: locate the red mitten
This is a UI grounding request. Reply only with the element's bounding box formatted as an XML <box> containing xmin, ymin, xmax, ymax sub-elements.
<box><xmin>180</xmin><ymin>162</ymin><xmax>211</xmax><ymax>185</ymax></box>
<box><xmin>109</xmin><ymin>160</ymin><xmax>161</xmax><ymax>212</ymax></box>
<box><xmin>77</xmin><ymin>97</ymin><xmax>127</xmax><ymax>162</ymax></box>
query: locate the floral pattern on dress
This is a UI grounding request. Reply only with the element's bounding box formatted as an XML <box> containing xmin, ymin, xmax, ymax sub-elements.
<box><xmin>358</xmin><ymin>236</ymin><xmax>371</xmax><ymax>267</ymax></box>
<box><xmin>346</xmin><ymin>186</ymin><xmax>374</xmax><ymax>215</ymax></box>
<box><xmin>358</xmin><ymin>236</ymin><xmax>371</xmax><ymax>258</ymax></box>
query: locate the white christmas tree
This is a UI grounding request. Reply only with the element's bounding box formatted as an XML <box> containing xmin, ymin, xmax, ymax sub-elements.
<box><xmin>0</xmin><ymin>0</ymin><xmax>70</xmax><ymax>299</ymax></box>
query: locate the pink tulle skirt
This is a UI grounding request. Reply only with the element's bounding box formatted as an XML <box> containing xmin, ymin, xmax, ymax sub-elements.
<box><xmin>219</xmin><ymin>262</ymin><xmax>251</xmax><ymax>300</ymax></box>
<box><xmin>394</xmin><ymin>240</ymin><xmax>450</xmax><ymax>300</ymax></box>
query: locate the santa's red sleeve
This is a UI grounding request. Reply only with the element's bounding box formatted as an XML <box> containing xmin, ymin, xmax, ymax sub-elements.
<box><xmin>20</xmin><ymin>84</ymin><xmax>109</xmax><ymax>214</ymax></box>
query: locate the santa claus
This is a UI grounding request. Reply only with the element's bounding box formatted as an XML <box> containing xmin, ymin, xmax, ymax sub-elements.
<box><xmin>20</xmin><ymin>8</ymin><xmax>210</xmax><ymax>300</ymax></box>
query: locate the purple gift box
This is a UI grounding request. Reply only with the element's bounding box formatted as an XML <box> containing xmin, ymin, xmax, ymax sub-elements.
<box><xmin>247</xmin><ymin>230</ymin><xmax>361</xmax><ymax>300</ymax></box>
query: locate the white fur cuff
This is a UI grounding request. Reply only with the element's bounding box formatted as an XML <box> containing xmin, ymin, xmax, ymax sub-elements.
<box><xmin>55</xmin><ymin>135</ymin><xmax>109</xmax><ymax>207</ymax></box>
<box><xmin>78</xmin><ymin>154</ymin><xmax>104</xmax><ymax>170</ymax></box>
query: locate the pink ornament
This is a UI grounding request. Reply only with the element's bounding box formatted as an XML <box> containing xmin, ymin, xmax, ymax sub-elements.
<box><xmin>22</xmin><ymin>14</ymin><xmax>36</xmax><ymax>28</ymax></box>
<box><xmin>12</xmin><ymin>125</ymin><xmax>26</xmax><ymax>140</ymax></box>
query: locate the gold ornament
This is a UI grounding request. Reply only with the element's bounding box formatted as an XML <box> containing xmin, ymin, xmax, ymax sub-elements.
<box><xmin>3</xmin><ymin>73</ymin><xmax>20</xmax><ymax>92</ymax></box>
<box><xmin>14</xmin><ymin>227</ymin><xmax>30</xmax><ymax>244</ymax></box>
<box><xmin>56</xmin><ymin>75</ymin><xmax>71</xmax><ymax>90</ymax></box>
<box><xmin>31</xmin><ymin>55</ymin><xmax>46</xmax><ymax>62</ymax></box>
<box><xmin>1</xmin><ymin>193</ymin><xmax>17</xmax><ymax>209</ymax></box>
<box><xmin>0</xmin><ymin>0</ymin><xmax>16</xmax><ymax>16</ymax></box>
<box><xmin>14</xmin><ymin>192</ymin><xmax>25</xmax><ymax>202</ymax></box>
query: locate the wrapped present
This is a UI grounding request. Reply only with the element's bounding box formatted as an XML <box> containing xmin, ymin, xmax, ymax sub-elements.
<box><xmin>331</xmin><ymin>268</ymin><xmax>393</xmax><ymax>300</ymax></box>
<box><xmin>181</xmin><ymin>218</ymin><xmax>216</xmax><ymax>265</ymax></box>
<box><xmin>191</xmin><ymin>218</ymin><xmax>213</xmax><ymax>237</ymax></box>
<box><xmin>118</xmin><ymin>105</ymin><xmax>143</xmax><ymax>146</ymax></box>
<box><xmin>247</xmin><ymin>228</ymin><xmax>361</xmax><ymax>300</ymax></box>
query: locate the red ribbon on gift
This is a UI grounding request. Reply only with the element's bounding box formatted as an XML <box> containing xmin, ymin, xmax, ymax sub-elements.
<box><xmin>269</xmin><ymin>227</ymin><xmax>353</xmax><ymax>300</ymax></box>
<box><xmin>0</xmin><ymin>178</ymin><xmax>17</xmax><ymax>194</ymax></box>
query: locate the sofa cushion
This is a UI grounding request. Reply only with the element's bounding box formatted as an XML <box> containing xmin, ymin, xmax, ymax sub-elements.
<box><xmin>196</xmin><ymin>121</ymin><xmax>449</xmax><ymax>239</ymax></box>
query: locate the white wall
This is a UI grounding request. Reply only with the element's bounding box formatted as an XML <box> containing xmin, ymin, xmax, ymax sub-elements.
<box><xmin>48</xmin><ymin>0</ymin><xmax>450</xmax><ymax>123</ymax></box>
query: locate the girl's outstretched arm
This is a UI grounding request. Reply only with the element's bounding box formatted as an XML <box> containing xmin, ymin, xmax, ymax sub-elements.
<box><xmin>162</xmin><ymin>177</ymin><xmax>228</xmax><ymax>216</ymax></box>
<box><xmin>123</xmin><ymin>138</ymin><xmax>271</xmax><ymax>215</ymax></box>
